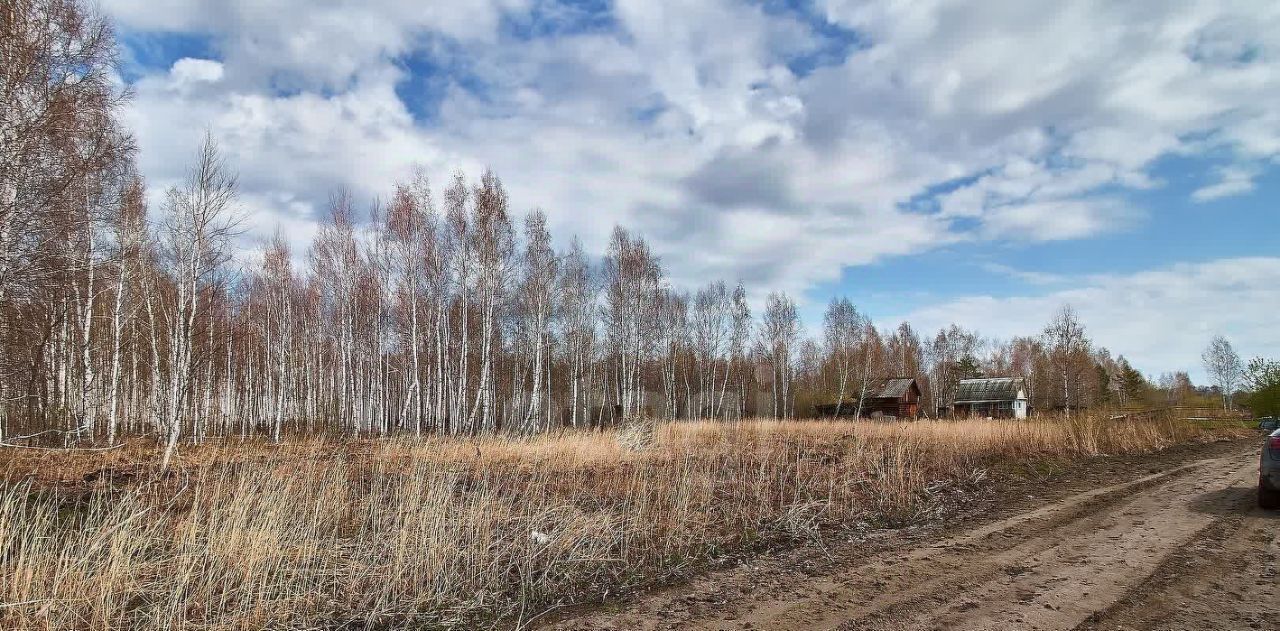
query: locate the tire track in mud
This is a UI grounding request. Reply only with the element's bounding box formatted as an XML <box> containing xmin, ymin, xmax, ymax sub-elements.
<box><xmin>729</xmin><ymin>458</ymin><xmax>1239</xmax><ymax>631</ymax></box>
<box><xmin>1077</xmin><ymin>481</ymin><xmax>1280</xmax><ymax>631</ymax></box>
<box><xmin>744</xmin><ymin>456</ymin><xmax>1256</xmax><ymax>631</ymax></box>
<box><xmin>545</xmin><ymin>442</ymin><xmax>1265</xmax><ymax>631</ymax></box>
<box><xmin>835</xmin><ymin>458</ymin><xmax>1258</xmax><ymax>630</ymax></box>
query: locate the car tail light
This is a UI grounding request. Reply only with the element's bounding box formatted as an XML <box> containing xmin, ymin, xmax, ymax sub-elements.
<box><xmin>1270</xmin><ymin>436</ymin><xmax>1280</xmax><ymax>452</ymax></box>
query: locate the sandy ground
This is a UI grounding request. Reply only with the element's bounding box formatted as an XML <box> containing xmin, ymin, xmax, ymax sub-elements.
<box><xmin>543</xmin><ymin>439</ymin><xmax>1277</xmax><ymax>631</ymax></box>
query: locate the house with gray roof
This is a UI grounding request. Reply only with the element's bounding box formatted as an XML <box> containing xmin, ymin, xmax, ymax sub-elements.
<box><xmin>952</xmin><ymin>377</ymin><xmax>1028</xmax><ymax>419</ymax></box>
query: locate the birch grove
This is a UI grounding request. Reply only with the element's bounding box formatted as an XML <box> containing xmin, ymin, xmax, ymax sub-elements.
<box><xmin>0</xmin><ymin>119</ymin><xmax>1157</xmax><ymax>443</ymax></box>
<box><xmin>0</xmin><ymin>0</ymin><xmax>1213</xmax><ymax>446</ymax></box>
<box><xmin>0</xmin><ymin>111</ymin><xmax>811</xmax><ymax>442</ymax></box>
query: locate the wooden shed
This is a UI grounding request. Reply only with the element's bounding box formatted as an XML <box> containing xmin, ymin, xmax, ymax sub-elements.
<box><xmin>815</xmin><ymin>377</ymin><xmax>922</xmax><ymax>419</ymax></box>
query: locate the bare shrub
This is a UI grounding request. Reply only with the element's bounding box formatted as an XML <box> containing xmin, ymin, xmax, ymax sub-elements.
<box><xmin>616</xmin><ymin>415</ymin><xmax>657</xmax><ymax>451</ymax></box>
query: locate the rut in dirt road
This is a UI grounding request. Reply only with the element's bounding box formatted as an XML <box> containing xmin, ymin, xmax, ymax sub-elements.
<box><xmin>1080</xmin><ymin>482</ymin><xmax>1279</xmax><ymax>631</ymax></box>
<box><xmin>825</xmin><ymin>456</ymin><xmax>1261</xmax><ymax>630</ymax></box>
<box><xmin>545</xmin><ymin>442</ymin><xmax>1273</xmax><ymax>631</ymax></box>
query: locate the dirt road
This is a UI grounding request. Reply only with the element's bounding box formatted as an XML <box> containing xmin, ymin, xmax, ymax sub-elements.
<box><xmin>545</xmin><ymin>440</ymin><xmax>1278</xmax><ymax>631</ymax></box>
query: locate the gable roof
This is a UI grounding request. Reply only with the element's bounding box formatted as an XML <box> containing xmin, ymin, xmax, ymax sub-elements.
<box><xmin>871</xmin><ymin>377</ymin><xmax>918</xmax><ymax>400</ymax></box>
<box><xmin>954</xmin><ymin>378</ymin><xmax>1026</xmax><ymax>403</ymax></box>
<box><xmin>817</xmin><ymin>378</ymin><xmax>919</xmax><ymax>408</ymax></box>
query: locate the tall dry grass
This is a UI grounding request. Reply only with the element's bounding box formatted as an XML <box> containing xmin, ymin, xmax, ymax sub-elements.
<box><xmin>0</xmin><ymin>414</ymin><xmax>1244</xmax><ymax>629</ymax></box>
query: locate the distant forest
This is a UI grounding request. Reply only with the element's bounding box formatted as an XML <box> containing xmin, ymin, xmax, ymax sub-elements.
<box><xmin>1</xmin><ymin>0</ymin><xmax>1257</xmax><ymax>457</ymax></box>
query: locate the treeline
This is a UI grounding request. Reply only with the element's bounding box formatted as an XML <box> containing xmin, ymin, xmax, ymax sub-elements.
<box><xmin>0</xmin><ymin>0</ymin><xmax>1219</xmax><ymax>457</ymax></box>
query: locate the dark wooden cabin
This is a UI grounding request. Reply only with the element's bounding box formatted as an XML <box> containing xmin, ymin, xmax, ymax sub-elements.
<box><xmin>814</xmin><ymin>377</ymin><xmax>922</xmax><ymax>419</ymax></box>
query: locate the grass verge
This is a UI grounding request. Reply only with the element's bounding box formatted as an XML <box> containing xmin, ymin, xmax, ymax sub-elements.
<box><xmin>0</xmin><ymin>414</ymin><xmax>1249</xmax><ymax>629</ymax></box>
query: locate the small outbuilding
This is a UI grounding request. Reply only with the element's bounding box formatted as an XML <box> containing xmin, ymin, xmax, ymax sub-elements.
<box><xmin>952</xmin><ymin>377</ymin><xmax>1028</xmax><ymax>419</ymax></box>
<box><xmin>815</xmin><ymin>377</ymin><xmax>922</xmax><ymax>419</ymax></box>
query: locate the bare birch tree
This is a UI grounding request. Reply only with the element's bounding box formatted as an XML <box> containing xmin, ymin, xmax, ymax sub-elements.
<box><xmin>558</xmin><ymin>238</ymin><xmax>596</xmax><ymax>427</ymax></box>
<box><xmin>0</xmin><ymin>0</ymin><xmax>134</xmax><ymax>439</ymax></box>
<box><xmin>384</xmin><ymin>174</ymin><xmax>435</xmax><ymax>433</ymax></box>
<box><xmin>822</xmin><ymin>297</ymin><xmax>860</xmax><ymax>417</ymax></box>
<box><xmin>105</xmin><ymin>176</ymin><xmax>146</xmax><ymax>443</ymax></box>
<box><xmin>727</xmin><ymin>284</ymin><xmax>752</xmax><ymax>421</ymax></box>
<box><xmin>1201</xmin><ymin>335</ymin><xmax>1243</xmax><ymax>410</ymax></box>
<box><xmin>154</xmin><ymin>133</ymin><xmax>240</xmax><ymax>469</ymax></box>
<box><xmin>602</xmin><ymin>226</ymin><xmax>662</xmax><ymax>421</ymax></box>
<box><xmin>853</xmin><ymin>321</ymin><xmax>884</xmax><ymax>419</ymax></box>
<box><xmin>691</xmin><ymin>281</ymin><xmax>732</xmax><ymax>418</ymax></box>
<box><xmin>1042</xmin><ymin>305</ymin><xmax>1090</xmax><ymax>416</ymax></box>
<box><xmin>926</xmin><ymin>324</ymin><xmax>979</xmax><ymax>416</ymax></box>
<box><xmin>466</xmin><ymin>170</ymin><xmax>513</xmax><ymax>433</ymax></box>
<box><xmin>517</xmin><ymin>209</ymin><xmax>556</xmax><ymax>431</ymax></box>
<box><xmin>759</xmin><ymin>292</ymin><xmax>799</xmax><ymax>419</ymax></box>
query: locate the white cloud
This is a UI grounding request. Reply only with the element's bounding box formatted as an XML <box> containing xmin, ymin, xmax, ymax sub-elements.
<box><xmin>1192</xmin><ymin>165</ymin><xmax>1260</xmax><ymax>201</ymax></box>
<box><xmin>105</xmin><ymin>0</ymin><xmax>1280</xmax><ymax>363</ymax></box>
<box><xmin>894</xmin><ymin>257</ymin><xmax>1280</xmax><ymax>382</ymax></box>
<box><xmin>981</xmin><ymin>198</ymin><xmax>1142</xmax><ymax>241</ymax></box>
<box><xmin>980</xmin><ymin>263</ymin><xmax>1068</xmax><ymax>286</ymax></box>
<box><xmin>124</xmin><ymin>60</ymin><xmax>457</xmax><ymax>259</ymax></box>
<box><xmin>169</xmin><ymin>58</ymin><xmax>224</xmax><ymax>86</ymax></box>
<box><xmin>104</xmin><ymin>0</ymin><xmax>528</xmax><ymax>88</ymax></box>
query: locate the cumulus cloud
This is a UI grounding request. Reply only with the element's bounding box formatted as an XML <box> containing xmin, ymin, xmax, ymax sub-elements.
<box><xmin>103</xmin><ymin>0</ymin><xmax>1280</xmax><ymax>371</ymax></box>
<box><xmin>104</xmin><ymin>0</ymin><xmax>528</xmax><ymax>89</ymax></box>
<box><xmin>168</xmin><ymin>58</ymin><xmax>224</xmax><ymax>86</ymax></box>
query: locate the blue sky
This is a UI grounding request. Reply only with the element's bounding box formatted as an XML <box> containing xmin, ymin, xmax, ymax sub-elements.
<box><xmin>825</xmin><ymin>156</ymin><xmax>1280</xmax><ymax>314</ymax></box>
<box><xmin>103</xmin><ymin>0</ymin><xmax>1280</xmax><ymax>381</ymax></box>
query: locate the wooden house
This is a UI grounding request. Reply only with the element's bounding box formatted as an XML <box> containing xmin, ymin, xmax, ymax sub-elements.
<box><xmin>952</xmin><ymin>377</ymin><xmax>1028</xmax><ymax>419</ymax></box>
<box><xmin>814</xmin><ymin>377</ymin><xmax>922</xmax><ymax>419</ymax></box>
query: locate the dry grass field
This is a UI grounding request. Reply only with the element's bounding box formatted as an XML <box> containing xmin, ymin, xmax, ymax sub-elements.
<box><xmin>0</xmin><ymin>415</ymin><xmax>1249</xmax><ymax>630</ymax></box>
